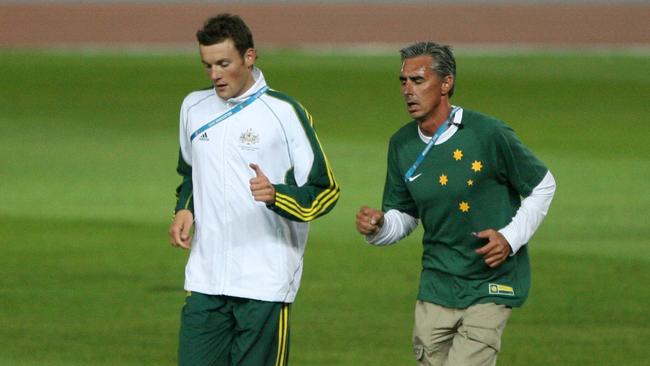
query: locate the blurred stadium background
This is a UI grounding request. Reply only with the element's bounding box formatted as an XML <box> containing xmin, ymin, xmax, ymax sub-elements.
<box><xmin>1</xmin><ymin>1</ymin><xmax>649</xmax><ymax>365</ymax></box>
<box><xmin>1</xmin><ymin>0</ymin><xmax>649</xmax><ymax>48</ymax></box>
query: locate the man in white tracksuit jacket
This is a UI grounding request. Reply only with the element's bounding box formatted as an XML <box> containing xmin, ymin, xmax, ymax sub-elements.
<box><xmin>168</xmin><ymin>14</ymin><xmax>339</xmax><ymax>366</ymax></box>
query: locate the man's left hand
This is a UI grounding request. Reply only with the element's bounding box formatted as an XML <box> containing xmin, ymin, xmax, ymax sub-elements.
<box><xmin>474</xmin><ymin>229</ymin><xmax>511</xmax><ymax>268</ymax></box>
<box><xmin>249</xmin><ymin>163</ymin><xmax>276</xmax><ymax>205</ymax></box>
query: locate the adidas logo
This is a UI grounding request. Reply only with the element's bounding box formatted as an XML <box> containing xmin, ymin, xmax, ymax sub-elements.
<box><xmin>199</xmin><ymin>132</ymin><xmax>210</xmax><ymax>141</ymax></box>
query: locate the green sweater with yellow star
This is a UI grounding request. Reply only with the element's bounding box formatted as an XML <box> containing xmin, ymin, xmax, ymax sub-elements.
<box><xmin>382</xmin><ymin>108</ymin><xmax>548</xmax><ymax>308</ymax></box>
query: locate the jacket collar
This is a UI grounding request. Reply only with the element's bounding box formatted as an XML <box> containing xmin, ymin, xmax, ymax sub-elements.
<box><xmin>226</xmin><ymin>67</ymin><xmax>267</xmax><ymax>105</ymax></box>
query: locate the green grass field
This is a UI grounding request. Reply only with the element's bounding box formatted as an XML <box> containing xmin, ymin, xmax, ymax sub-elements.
<box><xmin>1</xmin><ymin>48</ymin><xmax>649</xmax><ymax>365</ymax></box>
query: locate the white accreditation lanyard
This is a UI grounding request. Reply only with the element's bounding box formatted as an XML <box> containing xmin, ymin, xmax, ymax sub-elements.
<box><xmin>403</xmin><ymin>107</ymin><xmax>459</xmax><ymax>183</ymax></box>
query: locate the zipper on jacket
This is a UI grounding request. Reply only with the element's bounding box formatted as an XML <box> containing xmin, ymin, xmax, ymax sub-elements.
<box><xmin>219</xmin><ymin>116</ymin><xmax>231</xmax><ymax>293</ymax></box>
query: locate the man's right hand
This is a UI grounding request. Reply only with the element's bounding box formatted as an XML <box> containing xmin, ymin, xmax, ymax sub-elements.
<box><xmin>169</xmin><ymin>209</ymin><xmax>194</xmax><ymax>249</ymax></box>
<box><xmin>356</xmin><ymin>206</ymin><xmax>384</xmax><ymax>235</ymax></box>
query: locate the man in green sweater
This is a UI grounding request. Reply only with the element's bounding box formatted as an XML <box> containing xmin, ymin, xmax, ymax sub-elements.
<box><xmin>356</xmin><ymin>42</ymin><xmax>556</xmax><ymax>366</ymax></box>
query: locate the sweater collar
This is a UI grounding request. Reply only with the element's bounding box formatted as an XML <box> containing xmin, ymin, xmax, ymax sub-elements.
<box><xmin>417</xmin><ymin>106</ymin><xmax>464</xmax><ymax>144</ymax></box>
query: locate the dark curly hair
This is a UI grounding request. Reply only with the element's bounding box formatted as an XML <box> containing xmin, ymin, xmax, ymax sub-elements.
<box><xmin>196</xmin><ymin>14</ymin><xmax>254</xmax><ymax>58</ymax></box>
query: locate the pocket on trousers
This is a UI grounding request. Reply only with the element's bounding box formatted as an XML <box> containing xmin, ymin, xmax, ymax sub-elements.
<box><xmin>413</xmin><ymin>344</ymin><xmax>425</xmax><ymax>360</ymax></box>
<box><xmin>465</xmin><ymin>327</ymin><xmax>501</xmax><ymax>352</ymax></box>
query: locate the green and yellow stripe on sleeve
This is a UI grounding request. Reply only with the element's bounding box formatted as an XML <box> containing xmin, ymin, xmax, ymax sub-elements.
<box><xmin>266</xmin><ymin>90</ymin><xmax>340</xmax><ymax>222</ymax></box>
<box><xmin>273</xmin><ymin>149</ymin><xmax>339</xmax><ymax>221</ymax></box>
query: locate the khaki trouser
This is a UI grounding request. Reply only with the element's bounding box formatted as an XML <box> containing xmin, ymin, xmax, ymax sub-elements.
<box><xmin>412</xmin><ymin>301</ymin><xmax>511</xmax><ymax>366</ymax></box>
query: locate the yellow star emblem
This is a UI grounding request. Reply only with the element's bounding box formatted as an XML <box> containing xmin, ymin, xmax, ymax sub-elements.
<box><xmin>467</xmin><ymin>179</ymin><xmax>474</xmax><ymax>186</ymax></box>
<box><xmin>439</xmin><ymin>174</ymin><xmax>448</xmax><ymax>186</ymax></box>
<box><xmin>459</xmin><ymin>201</ymin><xmax>470</xmax><ymax>212</ymax></box>
<box><xmin>453</xmin><ymin>149</ymin><xmax>463</xmax><ymax>161</ymax></box>
<box><xmin>471</xmin><ymin>160</ymin><xmax>483</xmax><ymax>172</ymax></box>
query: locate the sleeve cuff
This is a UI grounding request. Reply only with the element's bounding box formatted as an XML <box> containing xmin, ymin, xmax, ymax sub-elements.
<box><xmin>499</xmin><ymin>227</ymin><xmax>523</xmax><ymax>256</ymax></box>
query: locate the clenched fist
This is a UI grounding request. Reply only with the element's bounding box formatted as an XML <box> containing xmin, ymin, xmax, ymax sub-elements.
<box><xmin>356</xmin><ymin>206</ymin><xmax>384</xmax><ymax>235</ymax></box>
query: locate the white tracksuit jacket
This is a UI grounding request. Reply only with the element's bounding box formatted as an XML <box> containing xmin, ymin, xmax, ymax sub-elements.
<box><xmin>174</xmin><ymin>68</ymin><xmax>339</xmax><ymax>303</ymax></box>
